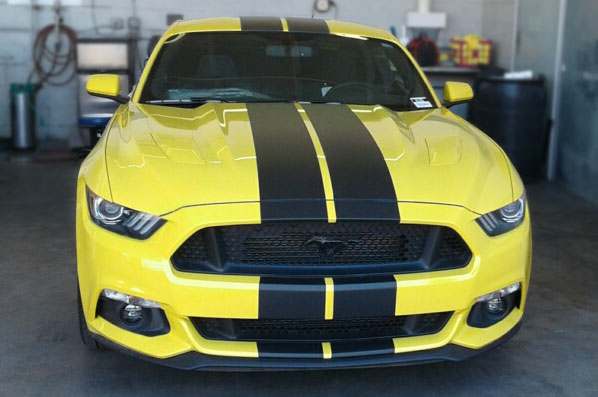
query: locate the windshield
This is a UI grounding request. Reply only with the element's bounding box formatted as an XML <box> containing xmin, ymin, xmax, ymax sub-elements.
<box><xmin>139</xmin><ymin>31</ymin><xmax>436</xmax><ymax>111</ymax></box>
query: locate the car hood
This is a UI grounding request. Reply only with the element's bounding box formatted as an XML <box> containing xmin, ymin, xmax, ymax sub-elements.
<box><xmin>104</xmin><ymin>102</ymin><xmax>516</xmax><ymax>216</ymax></box>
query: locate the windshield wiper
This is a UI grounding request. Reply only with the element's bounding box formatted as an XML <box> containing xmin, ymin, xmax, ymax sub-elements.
<box><xmin>144</xmin><ymin>98</ymin><xmax>354</xmax><ymax>107</ymax></box>
<box><xmin>244</xmin><ymin>99</ymin><xmax>295</xmax><ymax>103</ymax></box>
<box><xmin>381</xmin><ymin>104</ymin><xmax>427</xmax><ymax>112</ymax></box>
<box><xmin>143</xmin><ymin>98</ymin><xmax>230</xmax><ymax>106</ymax></box>
<box><xmin>190</xmin><ymin>97</ymin><xmax>232</xmax><ymax>103</ymax></box>
<box><xmin>144</xmin><ymin>98</ymin><xmax>294</xmax><ymax>106</ymax></box>
<box><xmin>298</xmin><ymin>100</ymin><xmax>344</xmax><ymax>105</ymax></box>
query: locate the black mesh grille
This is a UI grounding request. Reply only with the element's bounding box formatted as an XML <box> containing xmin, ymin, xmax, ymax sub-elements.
<box><xmin>191</xmin><ymin>312</ymin><xmax>452</xmax><ymax>342</ymax></box>
<box><xmin>172</xmin><ymin>222</ymin><xmax>471</xmax><ymax>276</ymax></box>
<box><xmin>437</xmin><ymin>229</ymin><xmax>470</xmax><ymax>263</ymax></box>
<box><xmin>222</xmin><ymin>223</ymin><xmax>427</xmax><ymax>265</ymax></box>
<box><xmin>172</xmin><ymin>233</ymin><xmax>207</xmax><ymax>264</ymax></box>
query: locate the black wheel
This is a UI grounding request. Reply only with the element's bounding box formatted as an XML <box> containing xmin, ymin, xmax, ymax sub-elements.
<box><xmin>78</xmin><ymin>284</ymin><xmax>101</xmax><ymax>350</ymax></box>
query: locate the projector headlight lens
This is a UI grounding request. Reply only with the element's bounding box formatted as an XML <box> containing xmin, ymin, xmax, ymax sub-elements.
<box><xmin>477</xmin><ymin>194</ymin><xmax>526</xmax><ymax>236</ymax></box>
<box><xmin>86</xmin><ymin>187</ymin><xmax>165</xmax><ymax>239</ymax></box>
<box><xmin>92</xmin><ymin>198</ymin><xmax>124</xmax><ymax>224</ymax></box>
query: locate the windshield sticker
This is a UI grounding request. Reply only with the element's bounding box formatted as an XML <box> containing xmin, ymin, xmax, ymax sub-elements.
<box><xmin>410</xmin><ymin>97</ymin><xmax>433</xmax><ymax>109</ymax></box>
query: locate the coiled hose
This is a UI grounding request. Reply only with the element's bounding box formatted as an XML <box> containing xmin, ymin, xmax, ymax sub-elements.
<box><xmin>28</xmin><ymin>22</ymin><xmax>77</xmax><ymax>86</ymax></box>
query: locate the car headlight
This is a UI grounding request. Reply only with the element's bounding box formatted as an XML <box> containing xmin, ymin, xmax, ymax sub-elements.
<box><xmin>86</xmin><ymin>187</ymin><xmax>165</xmax><ymax>239</ymax></box>
<box><xmin>477</xmin><ymin>194</ymin><xmax>526</xmax><ymax>236</ymax></box>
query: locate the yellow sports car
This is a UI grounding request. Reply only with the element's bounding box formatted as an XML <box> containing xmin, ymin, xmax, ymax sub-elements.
<box><xmin>77</xmin><ymin>17</ymin><xmax>531</xmax><ymax>370</ymax></box>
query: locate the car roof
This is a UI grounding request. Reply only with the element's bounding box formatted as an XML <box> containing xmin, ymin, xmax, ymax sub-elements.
<box><xmin>165</xmin><ymin>17</ymin><xmax>395</xmax><ymax>42</ymax></box>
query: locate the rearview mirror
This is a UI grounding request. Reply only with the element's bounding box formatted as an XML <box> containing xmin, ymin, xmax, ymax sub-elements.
<box><xmin>443</xmin><ymin>82</ymin><xmax>473</xmax><ymax>108</ymax></box>
<box><xmin>86</xmin><ymin>74</ymin><xmax>128</xmax><ymax>104</ymax></box>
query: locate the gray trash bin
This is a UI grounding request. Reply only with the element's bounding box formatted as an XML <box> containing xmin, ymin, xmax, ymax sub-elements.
<box><xmin>10</xmin><ymin>83</ymin><xmax>37</xmax><ymax>150</ymax></box>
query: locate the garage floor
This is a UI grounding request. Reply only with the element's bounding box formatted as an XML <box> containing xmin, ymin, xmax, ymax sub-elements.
<box><xmin>1</xmin><ymin>161</ymin><xmax>597</xmax><ymax>396</ymax></box>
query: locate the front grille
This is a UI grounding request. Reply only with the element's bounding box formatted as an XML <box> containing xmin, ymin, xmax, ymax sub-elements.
<box><xmin>172</xmin><ymin>222</ymin><xmax>471</xmax><ymax>276</ymax></box>
<box><xmin>222</xmin><ymin>222</ymin><xmax>425</xmax><ymax>265</ymax></box>
<box><xmin>191</xmin><ymin>312</ymin><xmax>452</xmax><ymax>342</ymax></box>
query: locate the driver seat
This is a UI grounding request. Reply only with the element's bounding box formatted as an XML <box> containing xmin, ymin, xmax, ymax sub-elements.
<box><xmin>197</xmin><ymin>55</ymin><xmax>238</xmax><ymax>79</ymax></box>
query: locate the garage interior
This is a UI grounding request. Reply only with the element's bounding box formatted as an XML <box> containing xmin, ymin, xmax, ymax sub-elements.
<box><xmin>1</xmin><ymin>0</ymin><xmax>597</xmax><ymax>395</ymax></box>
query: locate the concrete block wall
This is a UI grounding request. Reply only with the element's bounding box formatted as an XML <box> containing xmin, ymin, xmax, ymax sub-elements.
<box><xmin>0</xmin><ymin>0</ymin><xmax>487</xmax><ymax>143</ymax></box>
<box><xmin>482</xmin><ymin>0</ymin><xmax>517</xmax><ymax>70</ymax></box>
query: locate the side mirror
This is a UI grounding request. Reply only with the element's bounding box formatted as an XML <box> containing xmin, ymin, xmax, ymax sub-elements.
<box><xmin>86</xmin><ymin>74</ymin><xmax>128</xmax><ymax>104</ymax></box>
<box><xmin>443</xmin><ymin>82</ymin><xmax>473</xmax><ymax>108</ymax></box>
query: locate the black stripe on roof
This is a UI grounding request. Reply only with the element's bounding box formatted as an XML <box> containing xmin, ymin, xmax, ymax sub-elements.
<box><xmin>240</xmin><ymin>16</ymin><xmax>283</xmax><ymax>31</ymax></box>
<box><xmin>285</xmin><ymin>17</ymin><xmax>329</xmax><ymax>33</ymax></box>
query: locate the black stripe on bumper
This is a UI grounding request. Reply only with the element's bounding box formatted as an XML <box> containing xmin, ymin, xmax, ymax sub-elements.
<box><xmin>285</xmin><ymin>17</ymin><xmax>329</xmax><ymax>33</ymax></box>
<box><xmin>258</xmin><ymin>339</ymin><xmax>394</xmax><ymax>359</ymax></box>
<box><xmin>303</xmin><ymin>104</ymin><xmax>399</xmax><ymax>221</ymax></box>
<box><xmin>259</xmin><ymin>277</ymin><xmax>326</xmax><ymax>319</ymax></box>
<box><xmin>257</xmin><ymin>342</ymin><xmax>323</xmax><ymax>359</ymax></box>
<box><xmin>240</xmin><ymin>17</ymin><xmax>283</xmax><ymax>31</ymax></box>
<box><xmin>333</xmin><ymin>276</ymin><xmax>397</xmax><ymax>318</ymax></box>
<box><xmin>247</xmin><ymin>103</ymin><xmax>327</xmax><ymax>221</ymax></box>
<box><xmin>331</xmin><ymin>339</ymin><xmax>395</xmax><ymax>358</ymax></box>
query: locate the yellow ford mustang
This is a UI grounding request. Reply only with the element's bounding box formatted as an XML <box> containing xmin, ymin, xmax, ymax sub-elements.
<box><xmin>76</xmin><ymin>17</ymin><xmax>531</xmax><ymax>370</ymax></box>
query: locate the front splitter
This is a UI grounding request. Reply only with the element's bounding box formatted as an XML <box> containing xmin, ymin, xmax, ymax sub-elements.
<box><xmin>91</xmin><ymin>321</ymin><xmax>522</xmax><ymax>371</ymax></box>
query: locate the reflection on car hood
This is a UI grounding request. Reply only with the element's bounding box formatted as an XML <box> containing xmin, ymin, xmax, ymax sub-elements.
<box><xmin>104</xmin><ymin>102</ymin><xmax>515</xmax><ymax>216</ymax></box>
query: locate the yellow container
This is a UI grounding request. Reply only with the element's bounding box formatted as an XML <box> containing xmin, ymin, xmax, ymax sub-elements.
<box><xmin>451</xmin><ymin>35</ymin><xmax>492</xmax><ymax>67</ymax></box>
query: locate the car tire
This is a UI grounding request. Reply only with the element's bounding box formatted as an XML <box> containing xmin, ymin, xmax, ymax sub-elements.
<box><xmin>77</xmin><ymin>284</ymin><xmax>101</xmax><ymax>350</ymax></box>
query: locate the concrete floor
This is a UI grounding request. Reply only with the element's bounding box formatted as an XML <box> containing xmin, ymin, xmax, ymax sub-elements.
<box><xmin>1</xmin><ymin>160</ymin><xmax>597</xmax><ymax>396</ymax></box>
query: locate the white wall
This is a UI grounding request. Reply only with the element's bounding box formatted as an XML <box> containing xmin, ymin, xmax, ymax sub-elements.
<box><xmin>0</xmin><ymin>0</ymin><xmax>486</xmax><ymax>143</ymax></box>
<box><xmin>482</xmin><ymin>0</ymin><xmax>517</xmax><ymax>69</ymax></box>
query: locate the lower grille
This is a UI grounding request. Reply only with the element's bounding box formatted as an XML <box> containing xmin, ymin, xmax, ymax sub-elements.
<box><xmin>191</xmin><ymin>312</ymin><xmax>452</xmax><ymax>342</ymax></box>
<box><xmin>172</xmin><ymin>222</ymin><xmax>471</xmax><ymax>276</ymax></box>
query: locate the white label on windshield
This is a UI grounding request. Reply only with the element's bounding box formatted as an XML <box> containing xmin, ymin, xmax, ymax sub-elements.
<box><xmin>410</xmin><ymin>97</ymin><xmax>433</xmax><ymax>109</ymax></box>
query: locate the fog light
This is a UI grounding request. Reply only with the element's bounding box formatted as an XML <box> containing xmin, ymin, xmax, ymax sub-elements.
<box><xmin>468</xmin><ymin>282</ymin><xmax>522</xmax><ymax>328</ymax></box>
<box><xmin>97</xmin><ymin>289</ymin><xmax>170</xmax><ymax>336</ymax></box>
<box><xmin>122</xmin><ymin>304</ymin><xmax>143</xmax><ymax>324</ymax></box>
<box><xmin>486</xmin><ymin>297</ymin><xmax>506</xmax><ymax>315</ymax></box>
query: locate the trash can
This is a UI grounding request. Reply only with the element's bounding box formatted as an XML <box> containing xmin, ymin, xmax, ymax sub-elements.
<box><xmin>470</xmin><ymin>75</ymin><xmax>548</xmax><ymax>183</ymax></box>
<box><xmin>10</xmin><ymin>83</ymin><xmax>37</xmax><ymax>150</ymax></box>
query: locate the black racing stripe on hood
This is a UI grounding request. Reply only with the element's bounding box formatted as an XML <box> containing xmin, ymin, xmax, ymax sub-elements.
<box><xmin>247</xmin><ymin>103</ymin><xmax>327</xmax><ymax>221</ymax></box>
<box><xmin>240</xmin><ymin>16</ymin><xmax>283</xmax><ymax>31</ymax></box>
<box><xmin>285</xmin><ymin>17</ymin><xmax>329</xmax><ymax>33</ymax></box>
<box><xmin>303</xmin><ymin>104</ymin><xmax>400</xmax><ymax>221</ymax></box>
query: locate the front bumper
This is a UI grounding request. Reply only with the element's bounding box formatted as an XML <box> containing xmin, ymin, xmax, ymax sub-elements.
<box><xmin>76</xmin><ymin>182</ymin><xmax>532</xmax><ymax>369</ymax></box>
<box><xmin>92</xmin><ymin>321</ymin><xmax>522</xmax><ymax>370</ymax></box>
